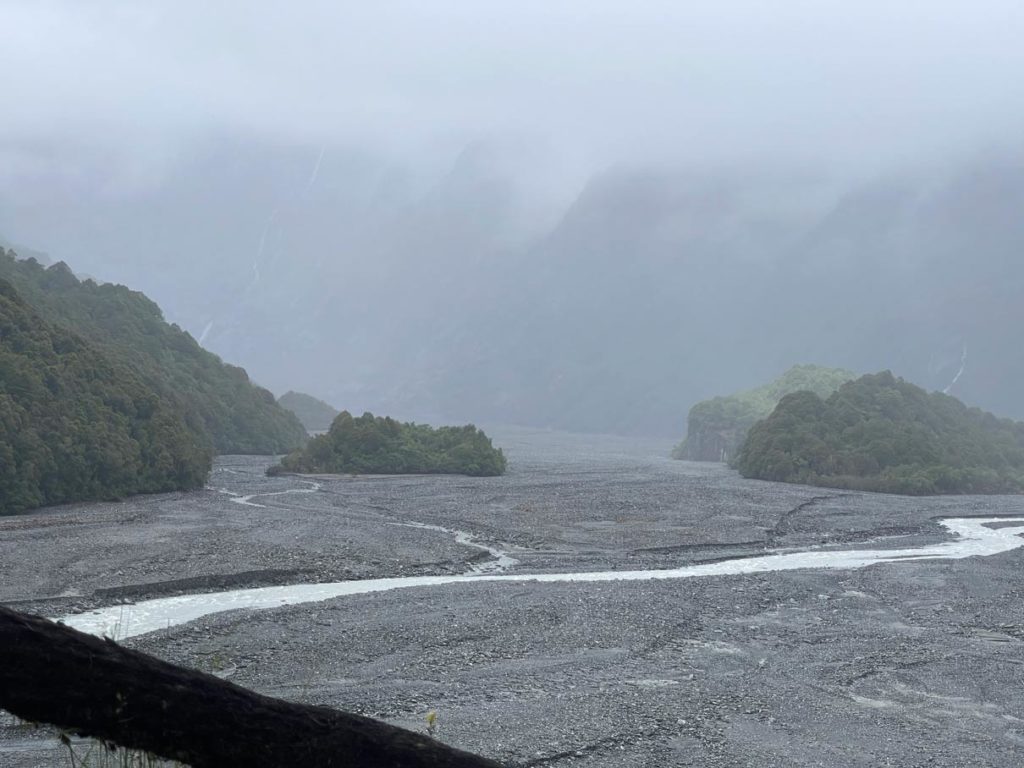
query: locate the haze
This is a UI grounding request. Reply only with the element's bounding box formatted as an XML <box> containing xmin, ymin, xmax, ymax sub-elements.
<box><xmin>3</xmin><ymin>0</ymin><xmax>1024</xmax><ymax>435</ymax></box>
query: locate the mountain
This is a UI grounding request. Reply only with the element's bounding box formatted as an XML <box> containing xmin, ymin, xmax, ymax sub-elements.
<box><xmin>278</xmin><ymin>391</ymin><xmax>339</xmax><ymax>433</ymax></box>
<box><xmin>736</xmin><ymin>371</ymin><xmax>1024</xmax><ymax>495</ymax></box>
<box><xmin>6</xmin><ymin>145</ymin><xmax>1024</xmax><ymax>437</ymax></box>
<box><xmin>0</xmin><ymin>279</ymin><xmax>210</xmax><ymax>514</ymax></box>
<box><xmin>0</xmin><ymin>250</ymin><xmax>307</xmax><ymax>454</ymax></box>
<box><xmin>384</xmin><ymin>168</ymin><xmax>814</xmax><ymax>435</ymax></box>
<box><xmin>408</xmin><ymin>158</ymin><xmax>1024</xmax><ymax>435</ymax></box>
<box><xmin>270</xmin><ymin>412</ymin><xmax>507</xmax><ymax>477</ymax></box>
<box><xmin>673</xmin><ymin>365</ymin><xmax>855</xmax><ymax>461</ymax></box>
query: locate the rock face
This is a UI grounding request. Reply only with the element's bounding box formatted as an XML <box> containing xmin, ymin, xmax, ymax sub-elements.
<box><xmin>675</xmin><ymin>426</ymin><xmax>743</xmax><ymax>463</ymax></box>
<box><xmin>673</xmin><ymin>365</ymin><xmax>855</xmax><ymax>462</ymax></box>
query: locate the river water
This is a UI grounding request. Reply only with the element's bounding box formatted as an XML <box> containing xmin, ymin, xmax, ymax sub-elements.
<box><xmin>60</xmin><ymin>516</ymin><xmax>1024</xmax><ymax>640</ymax></box>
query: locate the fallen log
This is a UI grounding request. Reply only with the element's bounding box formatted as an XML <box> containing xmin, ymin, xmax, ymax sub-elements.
<box><xmin>0</xmin><ymin>606</ymin><xmax>503</xmax><ymax>767</ymax></box>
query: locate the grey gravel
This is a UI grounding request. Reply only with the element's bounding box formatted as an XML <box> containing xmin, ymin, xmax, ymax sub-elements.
<box><xmin>3</xmin><ymin>427</ymin><xmax>1024</xmax><ymax>766</ymax></box>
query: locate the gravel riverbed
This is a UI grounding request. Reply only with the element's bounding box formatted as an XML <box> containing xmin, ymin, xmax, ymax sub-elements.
<box><xmin>3</xmin><ymin>428</ymin><xmax>1024</xmax><ymax>766</ymax></box>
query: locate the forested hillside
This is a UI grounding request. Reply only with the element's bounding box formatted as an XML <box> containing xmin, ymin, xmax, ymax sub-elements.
<box><xmin>673</xmin><ymin>365</ymin><xmax>854</xmax><ymax>461</ymax></box>
<box><xmin>0</xmin><ymin>251</ymin><xmax>306</xmax><ymax>454</ymax></box>
<box><xmin>271</xmin><ymin>412</ymin><xmax>507</xmax><ymax>477</ymax></box>
<box><xmin>278</xmin><ymin>391</ymin><xmax>339</xmax><ymax>433</ymax></box>
<box><xmin>0</xmin><ymin>279</ymin><xmax>210</xmax><ymax>514</ymax></box>
<box><xmin>736</xmin><ymin>371</ymin><xmax>1024</xmax><ymax>495</ymax></box>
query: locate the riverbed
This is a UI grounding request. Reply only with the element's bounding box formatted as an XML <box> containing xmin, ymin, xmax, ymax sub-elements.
<box><xmin>3</xmin><ymin>428</ymin><xmax>1024</xmax><ymax>766</ymax></box>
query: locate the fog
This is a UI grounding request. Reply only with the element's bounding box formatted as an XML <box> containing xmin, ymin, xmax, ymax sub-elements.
<box><xmin>4</xmin><ymin>1</ymin><xmax>1024</xmax><ymax>435</ymax></box>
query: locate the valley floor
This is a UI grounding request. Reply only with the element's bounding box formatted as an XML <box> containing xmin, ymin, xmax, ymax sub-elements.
<box><xmin>3</xmin><ymin>428</ymin><xmax>1024</xmax><ymax>766</ymax></box>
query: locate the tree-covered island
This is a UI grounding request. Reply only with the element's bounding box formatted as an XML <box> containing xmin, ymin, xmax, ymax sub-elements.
<box><xmin>269</xmin><ymin>411</ymin><xmax>507</xmax><ymax>477</ymax></box>
<box><xmin>736</xmin><ymin>371</ymin><xmax>1024</xmax><ymax>495</ymax></box>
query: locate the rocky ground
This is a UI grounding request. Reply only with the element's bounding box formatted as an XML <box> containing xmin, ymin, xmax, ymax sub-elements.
<box><xmin>3</xmin><ymin>427</ymin><xmax>1024</xmax><ymax>766</ymax></box>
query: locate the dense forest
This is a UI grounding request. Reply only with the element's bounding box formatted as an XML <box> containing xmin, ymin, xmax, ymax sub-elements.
<box><xmin>271</xmin><ymin>412</ymin><xmax>507</xmax><ymax>477</ymax></box>
<box><xmin>673</xmin><ymin>365</ymin><xmax>854</xmax><ymax>462</ymax></box>
<box><xmin>736</xmin><ymin>371</ymin><xmax>1024</xmax><ymax>495</ymax></box>
<box><xmin>278</xmin><ymin>391</ymin><xmax>339</xmax><ymax>433</ymax></box>
<box><xmin>0</xmin><ymin>251</ymin><xmax>307</xmax><ymax>454</ymax></box>
<box><xmin>0</xmin><ymin>279</ymin><xmax>210</xmax><ymax>514</ymax></box>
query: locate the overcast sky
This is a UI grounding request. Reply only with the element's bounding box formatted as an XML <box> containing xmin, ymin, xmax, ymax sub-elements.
<box><xmin>4</xmin><ymin>0</ymin><xmax>1024</xmax><ymax>190</ymax></box>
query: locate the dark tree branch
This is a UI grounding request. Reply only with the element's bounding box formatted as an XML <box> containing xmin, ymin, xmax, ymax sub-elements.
<box><xmin>0</xmin><ymin>606</ymin><xmax>503</xmax><ymax>768</ymax></box>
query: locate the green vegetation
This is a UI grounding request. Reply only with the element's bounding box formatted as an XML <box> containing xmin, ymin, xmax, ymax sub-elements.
<box><xmin>736</xmin><ymin>371</ymin><xmax>1024</xmax><ymax>495</ymax></box>
<box><xmin>278</xmin><ymin>391</ymin><xmax>340</xmax><ymax>433</ymax></box>
<box><xmin>0</xmin><ymin>234</ymin><xmax>48</xmax><ymax>265</ymax></box>
<box><xmin>673</xmin><ymin>365</ymin><xmax>855</xmax><ymax>461</ymax></box>
<box><xmin>0</xmin><ymin>279</ymin><xmax>210</xmax><ymax>514</ymax></box>
<box><xmin>0</xmin><ymin>250</ymin><xmax>307</xmax><ymax>454</ymax></box>
<box><xmin>270</xmin><ymin>412</ymin><xmax>507</xmax><ymax>477</ymax></box>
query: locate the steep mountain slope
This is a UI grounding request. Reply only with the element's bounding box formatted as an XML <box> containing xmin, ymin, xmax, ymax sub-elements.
<box><xmin>0</xmin><ymin>279</ymin><xmax>210</xmax><ymax>514</ymax></box>
<box><xmin>395</xmin><ymin>169</ymin><xmax>810</xmax><ymax>435</ymax></box>
<box><xmin>0</xmin><ymin>251</ymin><xmax>306</xmax><ymax>454</ymax></box>
<box><xmin>411</xmin><ymin>159</ymin><xmax>1024</xmax><ymax>435</ymax></box>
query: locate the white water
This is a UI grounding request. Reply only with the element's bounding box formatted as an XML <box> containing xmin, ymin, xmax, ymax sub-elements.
<box><xmin>59</xmin><ymin>517</ymin><xmax>1024</xmax><ymax>640</ymax></box>
<box><xmin>388</xmin><ymin>521</ymin><xmax>521</xmax><ymax>574</ymax></box>
<box><xmin>227</xmin><ymin>481</ymin><xmax>321</xmax><ymax>509</ymax></box>
<box><xmin>197</xmin><ymin>319</ymin><xmax>214</xmax><ymax>346</ymax></box>
<box><xmin>943</xmin><ymin>342</ymin><xmax>969</xmax><ymax>394</ymax></box>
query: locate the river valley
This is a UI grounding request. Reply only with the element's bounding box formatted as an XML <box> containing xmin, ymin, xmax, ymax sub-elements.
<box><xmin>3</xmin><ymin>428</ymin><xmax>1024</xmax><ymax>766</ymax></box>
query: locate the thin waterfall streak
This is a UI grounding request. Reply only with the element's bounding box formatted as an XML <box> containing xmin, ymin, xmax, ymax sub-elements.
<box><xmin>198</xmin><ymin>320</ymin><xmax>214</xmax><ymax>346</ymax></box>
<box><xmin>213</xmin><ymin>145</ymin><xmax>326</xmax><ymax>336</ymax></box>
<box><xmin>301</xmin><ymin>146</ymin><xmax>326</xmax><ymax>197</ymax></box>
<box><xmin>943</xmin><ymin>343</ymin><xmax>968</xmax><ymax>394</ymax></box>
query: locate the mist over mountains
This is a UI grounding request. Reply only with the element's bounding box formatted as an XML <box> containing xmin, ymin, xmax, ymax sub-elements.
<box><xmin>3</xmin><ymin>139</ymin><xmax>1022</xmax><ymax>437</ymax></box>
<box><xmin>4</xmin><ymin>2</ymin><xmax>1023</xmax><ymax>437</ymax></box>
